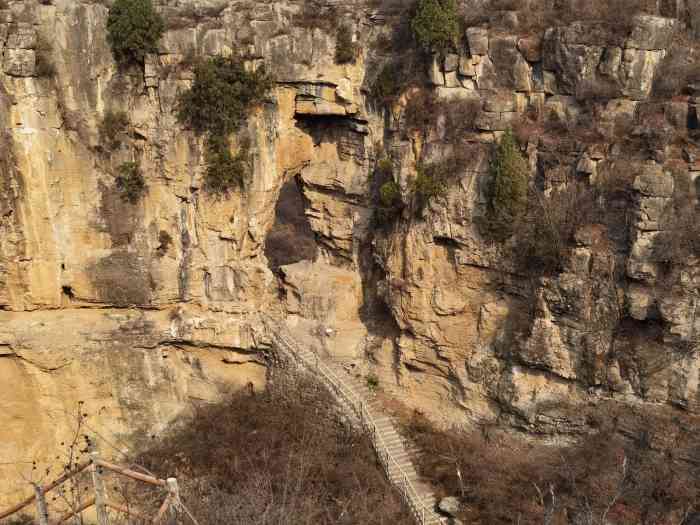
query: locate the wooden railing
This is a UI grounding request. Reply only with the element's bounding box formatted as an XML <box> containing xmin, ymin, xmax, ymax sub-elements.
<box><xmin>0</xmin><ymin>444</ymin><xmax>192</xmax><ymax>525</ymax></box>
<box><xmin>263</xmin><ymin>316</ymin><xmax>444</xmax><ymax>525</ymax></box>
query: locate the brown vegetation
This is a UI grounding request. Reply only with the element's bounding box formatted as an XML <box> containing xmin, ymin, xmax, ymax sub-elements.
<box><xmin>369</xmin><ymin>5</ymin><xmax>428</xmax><ymax>104</ymax></box>
<box><xmin>137</xmin><ymin>375</ymin><xmax>412</xmax><ymax>524</ymax></box>
<box><xmin>484</xmin><ymin>0</ymin><xmax>658</xmax><ymax>35</ymax></box>
<box><xmin>293</xmin><ymin>0</ymin><xmax>339</xmax><ymax>32</ymax></box>
<box><xmin>652</xmin><ymin>32</ymin><xmax>700</xmax><ymax>99</ymax></box>
<box><xmin>401</xmin><ymin>408</ymin><xmax>700</xmax><ymax>525</ymax></box>
<box><xmin>652</xmin><ymin>168</ymin><xmax>700</xmax><ymax>266</ymax></box>
<box><xmin>403</xmin><ymin>90</ymin><xmax>481</xmax><ymax>142</ymax></box>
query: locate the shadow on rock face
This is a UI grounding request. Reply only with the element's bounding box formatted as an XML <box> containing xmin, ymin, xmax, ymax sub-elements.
<box><xmin>89</xmin><ymin>176</ymin><xmax>154</xmax><ymax>306</ymax></box>
<box><xmin>264</xmin><ymin>177</ymin><xmax>318</xmax><ymax>270</ymax></box>
<box><xmin>88</xmin><ymin>251</ymin><xmax>152</xmax><ymax>306</ymax></box>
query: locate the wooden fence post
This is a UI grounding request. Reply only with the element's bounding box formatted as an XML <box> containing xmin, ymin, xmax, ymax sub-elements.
<box><xmin>166</xmin><ymin>478</ymin><xmax>180</xmax><ymax>522</ymax></box>
<box><xmin>89</xmin><ymin>442</ymin><xmax>110</xmax><ymax>525</ymax></box>
<box><xmin>33</xmin><ymin>484</ymin><xmax>49</xmax><ymax>525</ymax></box>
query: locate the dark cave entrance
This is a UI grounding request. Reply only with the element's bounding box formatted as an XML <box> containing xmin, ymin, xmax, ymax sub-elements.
<box><xmin>264</xmin><ymin>177</ymin><xmax>318</xmax><ymax>271</ymax></box>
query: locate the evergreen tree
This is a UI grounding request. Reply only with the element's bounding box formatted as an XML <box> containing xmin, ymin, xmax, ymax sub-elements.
<box><xmin>486</xmin><ymin>129</ymin><xmax>529</xmax><ymax>241</ymax></box>
<box><xmin>411</xmin><ymin>0</ymin><xmax>459</xmax><ymax>53</ymax></box>
<box><xmin>107</xmin><ymin>0</ymin><xmax>165</xmax><ymax>66</ymax></box>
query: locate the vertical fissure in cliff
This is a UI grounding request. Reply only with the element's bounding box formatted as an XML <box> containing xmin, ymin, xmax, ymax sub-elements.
<box><xmin>264</xmin><ymin>177</ymin><xmax>318</xmax><ymax>271</ymax></box>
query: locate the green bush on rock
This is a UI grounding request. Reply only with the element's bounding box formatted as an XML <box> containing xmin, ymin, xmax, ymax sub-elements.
<box><xmin>99</xmin><ymin>110</ymin><xmax>130</xmax><ymax>151</ymax></box>
<box><xmin>177</xmin><ymin>55</ymin><xmax>272</xmax><ymax>194</ymax></box>
<box><xmin>335</xmin><ymin>24</ymin><xmax>357</xmax><ymax>64</ymax></box>
<box><xmin>379</xmin><ymin>180</ymin><xmax>402</xmax><ymax>208</ymax></box>
<box><xmin>115</xmin><ymin>161</ymin><xmax>146</xmax><ymax>203</ymax></box>
<box><xmin>107</xmin><ymin>0</ymin><xmax>165</xmax><ymax>66</ymax></box>
<box><xmin>411</xmin><ymin>0</ymin><xmax>459</xmax><ymax>53</ymax></box>
<box><xmin>177</xmin><ymin>56</ymin><xmax>273</xmax><ymax>137</ymax></box>
<box><xmin>412</xmin><ymin>161</ymin><xmax>448</xmax><ymax>210</ymax></box>
<box><xmin>204</xmin><ymin>136</ymin><xmax>250</xmax><ymax>194</ymax></box>
<box><xmin>483</xmin><ymin>129</ymin><xmax>529</xmax><ymax>241</ymax></box>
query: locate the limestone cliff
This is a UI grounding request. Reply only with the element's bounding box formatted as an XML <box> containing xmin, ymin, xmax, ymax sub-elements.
<box><xmin>0</xmin><ymin>0</ymin><xmax>699</xmax><ymax>506</ymax></box>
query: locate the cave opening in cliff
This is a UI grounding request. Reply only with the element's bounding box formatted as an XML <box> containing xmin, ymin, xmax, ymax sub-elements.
<box><xmin>264</xmin><ymin>177</ymin><xmax>318</xmax><ymax>271</ymax></box>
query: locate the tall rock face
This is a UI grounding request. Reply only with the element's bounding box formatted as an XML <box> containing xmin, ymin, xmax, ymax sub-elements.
<box><xmin>0</xmin><ymin>0</ymin><xmax>698</xmax><ymax>505</ymax></box>
<box><xmin>0</xmin><ymin>0</ymin><xmax>370</xmax><ymax>503</ymax></box>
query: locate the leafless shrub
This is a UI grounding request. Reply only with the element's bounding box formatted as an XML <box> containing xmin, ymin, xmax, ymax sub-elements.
<box><xmin>293</xmin><ymin>0</ymin><xmax>339</xmax><ymax>32</ymax></box>
<box><xmin>651</xmin><ymin>32</ymin><xmax>700</xmax><ymax>99</ymax></box>
<box><xmin>652</xmin><ymin>168</ymin><xmax>700</xmax><ymax>266</ymax></box>
<box><xmin>486</xmin><ymin>0</ymin><xmax>657</xmax><ymax>35</ymax></box>
<box><xmin>442</xmin><ymin>97</ymin><xmax>482</xmax><ymax>143</ymax></box>
<box><xmin>512</xmin><ymin>108</ymin><xmax>545</xmax><ymax>146</ymax></box>
<box><xmin>136</xmin><ymin>375</ymin><xmax>412</xmax><ymax>525</ymax></box>
<box><xmin>403</xmin><ymin>89</ymin><xmax>440</xmax><ymax>134</ymax></box>
<box><xmin>514</xmin><ymin>181</ymin><xmax>599</xmax><ymax>274</ymax></box>
<box><xmin>401</xmin><ymin>409</ymin><xmax>700</xmax><ymax>525</ymax></box>
<box><xmin>403</xmin><ymin>90</ymin><xmax>481</xmax><ymax>142</ymax></box>
<box><xmin>165</xmin><ymin>3</ymin><xmax>227</xmax><ymax>31</ymax></box>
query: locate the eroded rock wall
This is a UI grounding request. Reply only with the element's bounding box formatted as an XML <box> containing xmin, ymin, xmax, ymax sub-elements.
<box><xmin>0</xmin><ymin>0</ymin><xmax>374</xmax><ymax>503</ymax></box>
<box><xmin>0</xmin><ymin>0</ymin><xmax>699</xmax><ymax>506</ymax></box>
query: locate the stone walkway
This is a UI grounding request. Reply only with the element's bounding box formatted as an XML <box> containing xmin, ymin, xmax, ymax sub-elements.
<box><xmin>263</xmin><ymin>316</ymin><xmax>446</xmax><ymax>525</ymax></box>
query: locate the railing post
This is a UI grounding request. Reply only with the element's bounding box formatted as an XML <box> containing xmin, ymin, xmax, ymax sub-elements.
<box><xmin>33</xmin><ymin>484</ymin><xmax>49</xmax><ymax>525</ymax></box>
<box><xmin>89</xmin><ymin>442</ymin><xmax>110</xmax><ymax>525</ymax></box>
<box><xmin>166</xmin><ymin>478</ymin><xmax>180</xmax><ymax>521</ymax></box>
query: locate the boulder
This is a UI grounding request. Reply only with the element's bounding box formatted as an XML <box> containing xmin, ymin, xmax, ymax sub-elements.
<box><xmin>621</xmin><ymin>48</ymin><xmax>666</xmax><ymax>100</ymax></box>
<box><xmin>633</xmin><ymin>165</ymin><xmax>674</xmax><ymax>197</ymax></box>
<box><xmin>466</xmin><ymin>27</ymin><xmax>488</xmax><ymax>55</ymax></box>
<box><xmin>626</xmin><ymin>15</ymin><xmax>677</xmax><ymax>50</ymax></box>
<box><xmin>429</xmin><ymin>54</ymin><xmax>445</xmax><ymax>86</ymax></box>
<box><xmin>691</xmin><ymin>0</ymin><xmax>700</xmax><ymax>39</ymax></box>
<box><xmin>6</xmin><ymin>23</ymin><xmax>36</xmax><ymax>49</ymax></box>
<box><xmin>543</xmin><ymin>28</ymin><xmax>604</xmax><ymax>95</ymax></box>
<box><xmin>444</xmin><ymin>53</ymin><xmax>459</xmax><ymax>72</ymax></box>
<box><xmin>438</xmin><ymin>496</ymin><xmax>460</xmax><ymax>517</ymax></box>
<box><xmin>518</xmin><ymin>36</ymin><xmax>542</xmax><ymax>62</ymax></box>
<box><xmin>489</xmin><ymin>35</ymin><xmax>532</xmax><ymax>91</ymax></box>
<box><xmin>444</xmin><ymin>70</ymin><xmax>460</xmax><ymax>88</ymax></box>
<box><xmin>458</xmin><ymin>55</ymin><xmax>476</xmax><ymax>77</ymax></box>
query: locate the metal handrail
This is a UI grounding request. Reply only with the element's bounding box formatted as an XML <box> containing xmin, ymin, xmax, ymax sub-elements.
<box><xmin>262</xmin><ymin>316</ymin><xmax>443</xmax><ymax>525</ymax></box>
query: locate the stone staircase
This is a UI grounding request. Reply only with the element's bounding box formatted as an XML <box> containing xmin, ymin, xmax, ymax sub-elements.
<box><xmin>263</xmin><ymin>316</ymin><xmax>446</xmax><ymax>525</ymax></box>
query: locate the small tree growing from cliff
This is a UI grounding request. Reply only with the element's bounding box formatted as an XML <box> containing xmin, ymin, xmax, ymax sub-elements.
<box><xmin>412</xmin><ymin>160</ymin><xmax>449</xmax><ymax>212</ymax></box>
<box><xmin>203</xmin><ymin>135</ymin><xmax>250</xmax><ymax>194</ymax></box>
<box><xmin>177</xmin><ymin>55</ymin><xmax>272</xmax><ymax>193</ymax></box>
<box><xmin>411</xmin><ymin>0</ymin><xmax>459</xmax><ymax>54</ymax></box>
<box><xmin>482</xmin><ymin>129</ymin><xmax>529</xmax><ymax>241</ymax></box>
<box><xmin>335</xmin><ymin>24</ymin><xmax>357</xmax><ymax>64</ymax></box>
<box><xmin>178</xmin><ymin>56</ymin><xmax>272</xmax><ymax>137</ymax></box>
<box><xmin>107</xmin><ymin>0</ymin><xmax>164</xmax><ymax>66</ymax></box>
<box><xmin>99</xmin><ymin>110</ymin><xmax>130</xmax><ymax>151</ymax></box>
<box><xmin>115</xmin><ymin>161</ymin><xmax>146</xmax><ymax>203</ymax></box>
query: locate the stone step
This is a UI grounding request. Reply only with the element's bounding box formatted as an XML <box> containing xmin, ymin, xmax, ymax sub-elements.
<box><xmin>389</xmin><ymin>471</ymin><xmax>418</xmax><ymax>483</ymax></box>
<box><xmin>381</xmin><ymin>435</ymin><xmax>405</xmax><ymax>446</ymax></box>
<box><xmin>388</xmin><ymin>461</ymin><xmax>415</xmax><ymax>473</ymax></box>
<box><xmin>381</xmin><ymin>439</ymin><xmax>404</xmax><ymax>451</ymax></box>
<box><xmin>389</xmin><ymin>465</ymin><xmax>416</xmax><ymax>477</ymax></box>
<box><xmin>382</xmin><ymin>442</ymin><xmax>406</xmax><ymax>454</ymax></box>
<box><xmin>376</xmin><ymin>423</ymin><xmax>398</xmax><ymax>433</ymax></box>
<box><xmin>388</xmin><ymin>450</ymin><xmax>413</xmax><ymax>461</ymax></box>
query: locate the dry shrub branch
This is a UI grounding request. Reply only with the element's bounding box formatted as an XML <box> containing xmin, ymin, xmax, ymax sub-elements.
<box><xmin>137</xmin><ymin>375</ymin><xmax>412</xmax><ymax>525</ymax></box>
